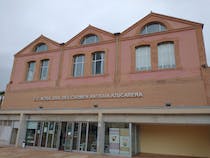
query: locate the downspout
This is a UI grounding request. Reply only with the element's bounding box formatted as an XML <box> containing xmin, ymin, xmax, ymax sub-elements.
<box><xmin>114</xmin><ymin>33</ymin><xmax>121</xmax><ymax>84</ymax></box>
<box><xmin>56</xmin><ymin>43</ymin><xmax>65</xmax><ymax>87</ymax></box>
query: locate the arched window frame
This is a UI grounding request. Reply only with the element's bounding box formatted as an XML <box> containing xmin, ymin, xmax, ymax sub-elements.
<box><xmin>81</xmin><ymin>34</ymin><xmax>99</xmax><ymax>45</ymax></box>
<box><xmin>141</xmin><ymin>22</ymin><xmax>167</xmax><ymax>35</ymax></box>
<box><xmin>34</xmin><ymin>43</ymin><xmax>48</xmax><ymax>52</ymax></box>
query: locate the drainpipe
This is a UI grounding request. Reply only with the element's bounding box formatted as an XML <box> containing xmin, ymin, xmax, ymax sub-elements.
<box><xmin>114</xmin><ymin>33</ymin><xmax>121</xmax><ymax>84</ymax></box>
<box><xmin>56</xmin><ymin>43</ymin><xmax>65</xmax><ymax>87</ymax></box>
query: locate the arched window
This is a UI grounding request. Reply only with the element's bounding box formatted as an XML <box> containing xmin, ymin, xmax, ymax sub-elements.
<box><xmin>35</xmin><ymin>43</ymin><xmax>48</xmax><ymax>52</ymax></box>
<box><xmin>141</xmin><ymin>22</ymin><xmax>166</xmax><ymax>35</ymax></box>
<box><xmin>81</xmin><ymin>34</ymin><xmax>99</xmax><ymax>45</ymax></box>
<box><xmin>158</xmin><ymin>42</ymin><xmax>176</xmax><ymax>69</ymax></box>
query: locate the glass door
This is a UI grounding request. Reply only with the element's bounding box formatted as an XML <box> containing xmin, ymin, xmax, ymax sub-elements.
<box><xmin>64</xmin><ymin>122</ymin><xmax>73</xmax><ymax>151</ymax></box>
<box><xmin>59</xmin><ymin>122</ymin><xmax>67</xmax><ymax>150</ymax></box>
<box><xmin>79</xmin><ymin>122</ymin><xmax>88</xmax><ymax>151</ymax></box>
<box><xmin>72</xmin><ymin>122</ymin><xmax>79</xmax><ymax>150</ymax></box>
<box><xmin>41</xmin><ymin>122</ymin><xmax>48</xmax><ymax>147</ymax></box>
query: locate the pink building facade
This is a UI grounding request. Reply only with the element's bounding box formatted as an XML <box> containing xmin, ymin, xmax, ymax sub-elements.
<box><xmin>0</xmin><ymin>13</ymin><xmax>210</xmax><ymax>157</ymax></box>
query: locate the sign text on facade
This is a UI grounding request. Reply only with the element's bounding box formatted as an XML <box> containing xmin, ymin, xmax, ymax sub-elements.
<box><xmin>33</xmin><ymin>91</ymin><xmax>143</xmax><ymax>102</ymax></box>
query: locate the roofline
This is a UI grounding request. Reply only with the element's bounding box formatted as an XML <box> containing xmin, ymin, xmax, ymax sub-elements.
<box><xmin>121</xmin><ymin>12</ymin><xmax>203</xmax><ymax>36</ymax></box>
<box><xmin>15</xmin><ymin>35</ymin><xmax>61</xmax><ymax>56</ymax></box>
<box><xmin>65</xmin><ymin>25</ymin><xmax>115</xmax><ymax>46</ymax></box>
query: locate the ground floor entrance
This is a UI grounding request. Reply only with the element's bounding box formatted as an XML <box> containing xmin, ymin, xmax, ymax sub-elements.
<box><xmin>59</xmin><ymin>122</ymin><xmax>98</xmax><ymax>152</ymax></box>
<box><xmin>25</xmin><ymin>121</ymin><xmax>98</xmax><ymax>153</ymax></box>
<box><xmin>1</xmin><ymin>110</ymin><xmax>210</xmax><ymax>157</ymax></box>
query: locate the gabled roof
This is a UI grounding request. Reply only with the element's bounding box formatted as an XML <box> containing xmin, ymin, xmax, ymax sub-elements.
<box><xmin>121</xmin><ymin>12</ymin><xmax>203</xmax><ymax>36</ymax></box>
<box><xmin>65</xmin><ymin>25</ymin><xmax>115</xmax><ymax>46</ymax></box>
<box><xmin>15</xmin><ymin>35</ymin><xmax>60</xmax><ymax>56</ymax></box>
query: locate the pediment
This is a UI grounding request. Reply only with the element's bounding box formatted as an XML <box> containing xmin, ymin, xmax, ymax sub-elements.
<box><xmin>15</xmin><ymin>35</ymin><xmax>61</xmax><ymax>56</ymax></box>
<box><xmin>121</xmin><ymin>12</ymin><xmax>203</xmax><ymax>38</ymax></box>
<box><xmin>65</xmin><ymin>25</ymin><xmax>115</xmax><ymax>47</ymax></box>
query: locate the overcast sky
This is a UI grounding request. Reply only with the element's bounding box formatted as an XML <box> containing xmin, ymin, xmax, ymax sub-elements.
<box><xmin>0</xmin><ymin>0</ymin><xmax>210</xmax><ymax>91</ymax></box>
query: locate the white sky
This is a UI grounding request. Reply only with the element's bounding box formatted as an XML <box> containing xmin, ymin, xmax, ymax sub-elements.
<box><xmin>0</xmin><ymin>0</ymin><xmax>210</xmax><ymax>91</ymax></box>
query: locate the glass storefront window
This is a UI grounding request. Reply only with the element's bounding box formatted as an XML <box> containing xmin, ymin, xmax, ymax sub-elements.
<box><xmin>65</xmin><ymin>122</ymin><xmax>73</xmax><ymax>151</ymax></box>
<box><xmin>80</xmin><ymin>123</ymin><xmax>87</xmax><ymax>151</ymax></box>
<box><xmin>26</xmin><ymin>129</ymin><xmax>36</xmax><ymax>146</ymax></box>
<box><xmin>26</xmin><ymin>121</ymin><xmax>60</xmax><ymax>149</ymax></box>
<box><xmin>25</xmin><ymin>121</ymin><xmax>99</xmax><ymax>153</ymax></box>
<box><xmin>35</xmin><ymin>122</ymin><xmax>42</xmax><ymax>146</ymax></box>
<box><xmin>72</xmin><ymin>122</ymin><xmax>79</xmax><ymax>150</ymax></box>
<box><xmin>41</xmin><ymin>122</ymin><xmax>48</xmax><ymax>147</ymax></box>
<box><xmin>87</xmin><ymin>122</ymin><xmax>98</xmax><ymax>152</ymax></box>
<box><xmin>25</xmin><ymin>121</ymin><xmax>38</xmax><ymax>146</ymax></box>
<box><xmin>104</xmin><ymin>123</ymin><xmax>130</xmax><ymax>156</ymax></box>
<box><xmin>53</xmin><ymin>122</ymin><xmax>59</xmax><ymax>148</ymax></box>
<box><xmin>47</xmin><ymin>122</ymin><xmax>54</xmax><ymax>148</ymax></box>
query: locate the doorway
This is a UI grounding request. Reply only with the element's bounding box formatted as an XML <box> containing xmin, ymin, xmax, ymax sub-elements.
<box><xmin>59</xmin><ymin>122</ymin><xmax>67</xmax><ymax>150</ymax></box>
<box><xmin>10</xmin><ymin>128</ymin><xmax>18</xmax><ymax>145</ymax></box>
<box><xmin>59</xmin><ymin>122</ymin><xmax>98</xmax><ymax>152</ymax></box>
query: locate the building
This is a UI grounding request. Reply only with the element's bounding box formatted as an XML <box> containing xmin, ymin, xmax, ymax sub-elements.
<box><xmin>0</xmin><ymin>12</ymin><xmax>210</xmax><ymax>157</ymax></box>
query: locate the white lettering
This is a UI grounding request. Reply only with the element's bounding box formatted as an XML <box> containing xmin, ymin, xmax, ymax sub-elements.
<box><xmin>33</xmin><ymin>91</ymin><xmax>143</xmax><ymax>102</ymax></box>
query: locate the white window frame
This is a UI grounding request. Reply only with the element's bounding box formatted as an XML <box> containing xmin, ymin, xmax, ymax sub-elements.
<box><xmin>81</xmin><ymin>34</ymin><xmax>99</xmax><ymax>45</ymax></box>
<box><xmin>135</xmin><ymin>45</ymin><xmax>151</xmax><ymax>71</ymax></box>
<box><xmin>26</xmin><ymin>61</ymin><xmax>36</xmax><ymax>81</ymax></box>
<box><xmin>141</xmin><ymin>23</ymin><xmax>166</xmax><ymax>35</ymax></box>
<box><xmin>40</xmin><ymin>59</ymin><xmax>49</xmax><ymax>80</ymax></box>
<box><xmin>158</xmin><ymin>42</ymin><xmax>176</xmax><ymax>69</ymax></box>
<box><xmin>35</xmin><ymin>43</ymin><xmax>48</xmax><ymax>52</ymax></box>
<box><xmin>73</xmin><ymin>55</ymin><xmax>85</xmax><ymax>77</ymax></box>
<box><xmin>92</xmin><ymin>52</ymin><xmax>104</xmax><ymax>75</ymax></box>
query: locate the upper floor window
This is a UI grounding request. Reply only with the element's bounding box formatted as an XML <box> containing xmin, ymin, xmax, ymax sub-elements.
<box><xmin>92</xmin><ymin>51</ymin><xmax>104</xmax><ymax>75</ymax></box>
<box><xmin>81</xmin><ymin>34</ymin><xmax>99</xmax><ymax>45</ymax></box>
<box><xmin>135</xmin><ymin>45</ymin><xmax>151</xmax><ymax>71</ymax></box>
<box><xmin>26</xmin><ymin>61</ymin><xmax>35</xmax><ymax>81</ymax></box>
<box><xmin>40</xmin><ymin>59</ymin><xmax>49</xmax><ymax>80</ymax></box>
<box><xmin>73</xmin><ymin>55</ymin><xmax>85</xmax><ymax>77</ymax></box>
<box><xmin>141</xmin><ymin>23</ymin><xmax>166</xmax><ymax>35</ymax></box>
<box><xmin>35</xmin><ymin>43</ymin><xmax>48</xmax><ymax>52</ymax></box>
<box><xmin>158</xmin><ymin>42</ymin><xmax>176</xmax><ymax>69</ymax></box>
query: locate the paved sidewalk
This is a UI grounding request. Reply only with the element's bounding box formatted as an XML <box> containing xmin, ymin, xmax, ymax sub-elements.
<box><xmin>0</xmin><ymin>147</ymin><xmax>203</xmax><ymax>158</ymax></box>
<box><xmin>0</xmin><ymin>147</ymin><xmax>121</xmax><ymax>158</ymax></box>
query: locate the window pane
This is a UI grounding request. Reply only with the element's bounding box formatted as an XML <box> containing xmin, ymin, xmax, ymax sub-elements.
<box><xmin>92</xmin><ymin>52</ymin><xmax>104</xmax><ymax>75</ymax></box>
<box><xmin>73</xmin><ymin>55</ymin><xmax>84</xmax><ymax>77</ymax></box>
<box><xmin>81</xmin><ymin>34</ymin><xmax>99</xmax><ymax>45</ymax></box>
<box><xmin>40</xmin><ymin>60</ymin><xmax>49</xmax><ymax>80</ymax></box>
<box><xmin>158</xmin><ymin>42</ymin><xmax>175</xmax><ymax>69</ymax></box>
<box><xmin>27</xmin><ymin>61</ymin><xmax>35</xmax><ymax>81</ymax></box>
<box><xmin>80</xmin><ymin>123</ymin><xmax>87</xmax><ymax>151</ymax></box>
<box><xmin>53</xmin><ymin>122</ymin><xmax>59</xmax><ymax>148</ymax></box>
<box><xmin>87</xmin><ymin>122</ymin><xmax>98</xmax><ymax>152</ymax></box>
<box><xmin>35</xmin><ymin>43</ymin><xmax>48</xmax><ymax>52</ymax></box>
<box><xmin>136</xmin><ymin>46</ymin><xmax>151</xmax><ymax>71</ymax></box>
<box><xmin>141</xmin><ymin>23</ymin><xmax>166</xmax><ymax>35</ymax></box>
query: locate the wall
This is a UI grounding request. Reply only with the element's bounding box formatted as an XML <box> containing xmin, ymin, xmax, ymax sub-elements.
<box><xmin>2</xmin><ymin>78</ymin><xmax>207</xmax><ymax>110</ymax></box>
<box><xmin>0</xmin><ymin>126</ymin><xmax>12</xmax><ymax>145</ymax></box>
<box><xmin>140</xmin><ymin>124</ymin><xmax>210</xmax><ymax>157</ymax></box>
<box><xmin>3</xmin><ymin>13</ymin><xmax>209</xmax><ymax>110</ymax></box>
